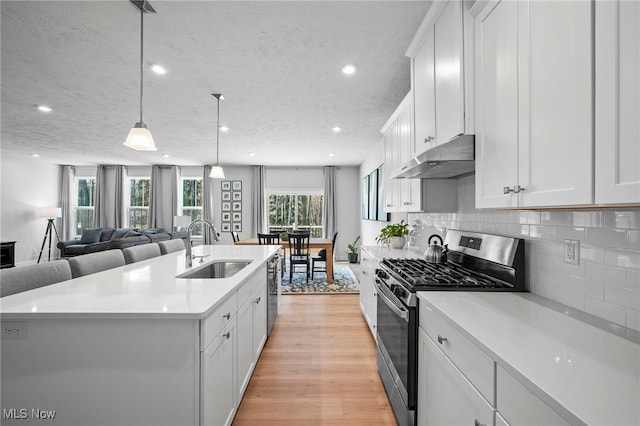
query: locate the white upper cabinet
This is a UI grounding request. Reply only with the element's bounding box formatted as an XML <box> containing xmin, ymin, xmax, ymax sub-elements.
<box><xmin>474</xmin><ymin>0</ymin><xmax>519</xmax><ymax>208</ymax></box>
<box><xmin>410</xmin><ymin>0</ymin><xmax>474</xmax><ymax>154</ymax></box>
<box><xmin>595</xmin><ymin>0</ymin><xmax>640</xmax><ymax>204</ymax></box>
<box><xmin>473</xmin><ymin>0</ymin><xmax>593</xmax><ymax>208</ymax></box>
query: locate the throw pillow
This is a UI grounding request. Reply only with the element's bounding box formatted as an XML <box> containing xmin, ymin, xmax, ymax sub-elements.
<box><xmin>100</xmin><ymin>228</ymin><xmax>116</xmax><ymax>242</ymax></box>
<box><xmin>79</xmin><ymin>228</ymin><xmax>102</xmax><ymax>244</ymax></box>
<box><xmin>112</xmin><ymin>228</ymin><xmax>131</xmax><ymax>240</ymax></box>
<box><xmin>124</xmin><ymin>230</ymin><xmax>142</xmax><ymax>238</ymax></box>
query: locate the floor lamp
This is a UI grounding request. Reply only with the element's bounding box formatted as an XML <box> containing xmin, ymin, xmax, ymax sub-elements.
<box><xmin>38</xmin><ymin>207</ymin><xmax>62</xmax><ymax>263</ymax></box>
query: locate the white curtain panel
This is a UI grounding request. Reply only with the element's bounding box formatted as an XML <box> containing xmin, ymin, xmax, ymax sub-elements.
<box><xmin>60</xmin><ymin>165</ymin><xmax>75</xmax><ymax>240</ymax></box>
<box><xmin>252</xmin><ymin>165</ymin><xmax>266</xmax><ymax>234</ymax></box>
<box><xmin>202</xmin><ymin>165</ymin><xmax>216</xmax><ymax>244</ymax></box>
<box><xmin>149</xmin><ymin>165</ymin><xmax>178</xmax><ymax>231</ymax></box>
<box><xmin>322</xmin><ymin>166</ymin><xmax>336</xmax><ymax>239</ymax></box>
<box><xmin>94</xmin><ymin>165</ymin><xmax>125</xmax><ymax>228</ymax></box>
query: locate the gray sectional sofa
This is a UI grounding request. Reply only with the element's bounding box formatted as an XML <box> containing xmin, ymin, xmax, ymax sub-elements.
<box><xmin>57</xmin><ymin>227</ymin><xmax>187</xmax><ymax>257</ymax></box>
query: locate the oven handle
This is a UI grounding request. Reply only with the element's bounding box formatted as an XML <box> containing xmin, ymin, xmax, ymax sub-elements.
<box><xmin>375</xmin><ymin>279</ymin><xmax>409</xmax><ymax>322</ymax></box>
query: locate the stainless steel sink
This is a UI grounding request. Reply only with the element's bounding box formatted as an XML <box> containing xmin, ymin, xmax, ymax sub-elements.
<box><xmin>176</xmin><ymin>260</ymin><xmax>252</xmax><ymax>279</ymax></box>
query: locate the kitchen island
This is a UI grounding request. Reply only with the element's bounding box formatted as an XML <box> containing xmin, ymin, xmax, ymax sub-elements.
<box><xmin>1</xmin><ymin>244</ymin><xmax>279</xmax><ymax>426</ymax></box>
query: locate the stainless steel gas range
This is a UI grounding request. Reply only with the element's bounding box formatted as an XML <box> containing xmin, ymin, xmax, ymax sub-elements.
<box><xmin>375</xmin><ymin>230</ymin><xmax>526</xmax><ymax>426</ymax></box>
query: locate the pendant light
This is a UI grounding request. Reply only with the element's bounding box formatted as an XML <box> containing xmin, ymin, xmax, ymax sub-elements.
<box><xmin>124</xmin><ymin>0</ymin><xmax>157</xmax><ymax>151</ymax></box>
<box><xmin>209</xmin><ymin>93</ymin><xmax>226</xmax><ymax>178</ymax></box>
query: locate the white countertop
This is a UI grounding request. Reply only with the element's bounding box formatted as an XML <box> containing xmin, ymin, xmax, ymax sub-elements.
<box><xmin>417</xmin><ymin>292</ymin><xmax>640</xmax><ymax>426</ymax></box>
<box><xmin>361</xmin><ymin>245</ymin><xmax>423</xmax><ymax>261</ymax></box>
<box><xmin>0</xmin><ymin>245</ymin><xmax>279</xmax><ymax>320</ymax></box>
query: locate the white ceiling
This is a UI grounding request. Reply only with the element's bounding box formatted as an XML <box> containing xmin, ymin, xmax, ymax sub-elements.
<box><xmin>1</xmin><ymin>1</ymin><xmax>431</xmax><ymax>167</ymax></box>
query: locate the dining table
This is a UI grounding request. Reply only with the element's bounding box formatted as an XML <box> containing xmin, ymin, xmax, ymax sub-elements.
<box><xmin>235</xmin><ymin>237</ymin><xmax>334</xmax><ymax>283</ymax></box>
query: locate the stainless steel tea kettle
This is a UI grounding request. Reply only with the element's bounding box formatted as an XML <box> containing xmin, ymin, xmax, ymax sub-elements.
<box><xmin>424</xmin><ymin>234</ymin><xmax>448</xmax><ymax>264</ymax></box>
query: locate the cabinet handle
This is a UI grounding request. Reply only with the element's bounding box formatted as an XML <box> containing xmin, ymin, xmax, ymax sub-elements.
<box><xmin>254</xmin><ymin>297</ymin><xmax>261</xmax><ymax>304</ymax></box>
<box><xmin>223</xmin><ymin>312</ymin><xmax>231</xmax><ymax>320</ymax></box>
<box><xmin>424</xmin><ymin>135</ymin><xmax>434</xmax><ymax>143</ymax></box>
<box><xmin>437</xmin><ymin>334</ymin><xmax>448</xmax><ymax>344</ymax></box>
<box><xmin>474</xmin><ymin>420</ymin><xmax>486</xmax><ymax>426</ymax></box>
<box><xmin>223</xmin><ymin>332</ymin><xmax>231</xmax><ymax>340</ymax></box>
<box><xmin>504</xmin><ymin>185</ymin><xmax>526</xmax><ymax>194</ymax></box>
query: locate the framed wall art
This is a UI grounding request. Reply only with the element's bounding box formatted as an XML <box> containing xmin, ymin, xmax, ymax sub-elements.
<box><xmin>221</xmin><ymin>181</ymin><xmax>231</xmax><ymax>191</ymax></box>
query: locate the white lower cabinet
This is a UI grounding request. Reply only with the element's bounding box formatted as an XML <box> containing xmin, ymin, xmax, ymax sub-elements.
<box><xmin>417</xmin><ymin>327</ymin><xmax>494</xmax><ymax>426</ymax></box>
<box><xmin>201</xmin><ymin>265</ymin><xmax>267</xmax><ymax>426</ymax></box>
<box><xmin>359</xmin><ymin>249</ymin><xmax>378</xmax><ymax>338</ymax></box>
<box><xmin>236</xmin><ymin>273</ymin><xmax>268</xmax><ymax>404</ymax></box>
<box><xmin>201</xmin><ymin>321</ymin><xmax>236</xmax><ymax>426</ymax></box>
<box><xmin>496</xmin><ymin>366</ymin><xmax>570</xmax><ymax>426</ymax></box>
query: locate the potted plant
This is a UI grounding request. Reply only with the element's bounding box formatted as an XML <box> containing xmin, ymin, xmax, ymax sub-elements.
<box><xmin>347</xmin><ymin>235</ymin><xmax>361</xmax><ymax>263</ymax></box>
<box><xmin>376</xmin><ymin>220</ymin><xmax>409</xmax><ymax>249</ymax></box>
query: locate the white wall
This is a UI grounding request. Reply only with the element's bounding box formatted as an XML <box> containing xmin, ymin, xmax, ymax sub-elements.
<box><xmin>359</xmin><ymin>137</ymin><xmax>408</xmax><ymax>248</ymax></box>
<box><xmin>1</xmin><ymin>152</ymin><xmax>61</xmax><ymax>265</ymax></box>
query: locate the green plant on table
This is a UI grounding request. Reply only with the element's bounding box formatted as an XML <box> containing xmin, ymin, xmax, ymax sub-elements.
<box><xmin>375</xmin><ymin>220</ymin><xmax>409</xmax><ymax>246</ymax></box>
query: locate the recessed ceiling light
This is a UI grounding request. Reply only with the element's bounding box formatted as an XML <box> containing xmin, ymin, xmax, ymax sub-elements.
<box><xmin>329</xmin><ymin>152</ymin><xmax>336</xmax><ymax>157</ymax></box>
<box><xmin>161</xmin><ymin>154</ymin><xmax>170</xmax><ymax>158</ymax></box>
<box><xmin>220</xmin><ymin>126</ymin><xmax>229</xmax><ymax>132</ymax></box>
<box><xmin>248</xmin><ymin>152</ymin><xmax>256</xmax><ymax>157</ymax></box>
<box><xmin>30</xmin><ymin>153</ymin><xmax>40</xmax><ymax>157</ymax></box>
<box><xmin>341</xmin><ymin>64</ymin><xmax>356</xmax><ymax>75</ymax></box>
<box><xmin>332</xmin><ymin>126</ymin><xmax>341</xmax><ymax>133</ymax></box>
<box><xmin>150</xmin><ymin>64</ymin><xmax>167</xmax><ymax>75</ymax></box>
<box><xmin>36</xmin><ymin>105</ymin><xmax>52</xmax><ymax>113</ymax></box>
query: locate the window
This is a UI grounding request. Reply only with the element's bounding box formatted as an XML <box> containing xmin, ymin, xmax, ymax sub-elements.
<box><xmin>181</xmin><ymin>178</ymin><xmax>203</xmax><ymax>236</ymax></box>
<box><xmin>128</xmin><ymin>178</ymin><xmax>150</xmax><ymax>229</ymax></box>
<box><xmin>267</xmin><ymin>192</ymin><xmax>323</xmax><ymax>237</ymax></box>
<box><xmin>76</xmin><ymin>177</ymin><xmax>95</xmax><ymax>236</ymax></box>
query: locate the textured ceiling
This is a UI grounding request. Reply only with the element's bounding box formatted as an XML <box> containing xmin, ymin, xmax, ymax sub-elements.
<box><xmin>1</xmin><ymin>1</ymin><xmax>431</xmax><ymax>167</ymax></box>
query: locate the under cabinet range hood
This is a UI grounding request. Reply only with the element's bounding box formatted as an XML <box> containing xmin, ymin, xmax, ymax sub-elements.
<box><xmin>392</xmin><ymin>134</ymin><xmax>475</xmax><ymax>179</ymax></box>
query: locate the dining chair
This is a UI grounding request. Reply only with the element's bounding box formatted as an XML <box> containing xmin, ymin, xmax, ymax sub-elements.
<box><xmin>122</xmin><ymin>243</ymin><xmax>161</xmax><ymax>265</ymax></box>
<box><xmin>68</xmin><ymin>250</ymin><xmax>125</xmax><ymax>278</ymax></box>
<box><xmin>311</xmin><ymin>232</ymin><xmax>338</xmax><ymax>280</ymax></box>
<box><xmin>158</xmin><ymin>239</ymin><xmax>185</xmax><ymax>255</ymax></box>
<box><xmin>258</xmin><ymin>232</ymin><xmax>280</xmax><ymax>245</ymax></box>
<box><xmin>1</xmin><ymin>260</ymin><xmax>72</xmax><ymax>297</ymax></box>
<box><xmin>287</xmin><ymin>231</ymin><xmax>310</xmax><ymax>283</ymax></box>
<box><xmin>231</xmin><ymin>231</ymin><xmax>240</xmax><ymax>243</ymax></box>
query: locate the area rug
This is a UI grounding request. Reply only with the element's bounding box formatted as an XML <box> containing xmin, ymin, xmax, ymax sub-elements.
<box><xmin>281</xmin><ymin>263</ymin><xmax>360</xmax><ymax>294</ymax></box>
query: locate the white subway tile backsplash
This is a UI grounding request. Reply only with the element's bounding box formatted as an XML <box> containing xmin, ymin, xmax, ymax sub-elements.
<box><xmin>563</xmin><ymin>275</ymin><xmax>604</xmax><ymax>299</ymax></box>
<box><xmin>556</xmin><ymin>226</ymin><xmax>586</xmax><ymax>242</ymax></box>
<box><xmin>572</xmin><ymin>211</ymin><xmax>603</xmax><ymax>228</ymax></box>
<box><xmin>604</xmin><ymin>279</ymin><xmax>640</xmax><ymax>311</ymax></box>
<box><xmin>627</xmin><ymin>309</ymin><xmax>640</xmax><ymax>332</ymax></box>
<box><xmin>529</xmin><ymin>225</ymin><xmax>557</xmax><ymax>241</ymax></box>
<box><xmin>407</xmin><ymin>177</ymin><xmax>640</xmax><ymax>330</ymax></box>
<box><xmin>604</xmin><ymin>248</ymin><xmax>640</xmax><ymax>270</ymax></box>
<box><xmin>628</xmin><ymin>230</ymin><xmax>640</xmax><ymax>250</ymax></box>
<box><xmin>627</xmin><ymin>270</ymin><xmax>640</xmax><ymax>292</ymax></box>
<box><xmin>541</xmin><ymin>211</ymin><xmax>572</xmax><ymax>226</ymax></box>
<box><xmin>584</xmin><ymin>297</ymin><xmax>627</xmax><ymax>327</ymax></box>
<box><xmin>604</xmin><ymin>210</ymin><xmax>640</xmax><ymax>230</ymax></box>
<box><xmin>554</xmin><ymin>288</ymin><xmax>586</xmax><ymax>310</ymax></box>
<box><xmin>580</xmin><ymin>245</ymin><xmax>605</xmax><ymax>264</ymax></box>
<box><xmin>519</xmin><ymin>211</ymin><xmax>541</xmax><ymax>225</ymax></box>
<box><xmin>586</xmin><ymin>228</ymin><xmax>628</xmax><ymax>248</ymax></box>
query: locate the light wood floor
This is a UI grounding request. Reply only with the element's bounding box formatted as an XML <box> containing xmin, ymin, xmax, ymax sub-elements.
<box><xmin>233</xmin><ymin>294</ymin><xmax>397</xmax><ymax>426</ymax></box>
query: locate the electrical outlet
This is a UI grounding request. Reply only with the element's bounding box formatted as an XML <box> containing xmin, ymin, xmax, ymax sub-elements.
<box><xmin>1</xmin><ymin>321</ymin><xmax>27</xmax><ymax>339</ymax></box>
<box><xmin>564</xmin><ymin>239</ymin><xmax>580</xmax><ymax>265</ymax></box>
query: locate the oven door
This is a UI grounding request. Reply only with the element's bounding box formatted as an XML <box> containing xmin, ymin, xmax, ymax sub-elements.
<box><xmin>375</xmin><ymin>278</ymin><xmax>411</xmax><ymax>406</ymax></box>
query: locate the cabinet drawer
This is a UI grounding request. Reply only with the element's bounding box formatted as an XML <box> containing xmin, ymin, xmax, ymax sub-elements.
<box><xmin>496</xmin><ymin>365</ymin><xmax>570</xmax><ymax>426</ymax></box>
<box><xmin>419</xmin><ymin>302</ymin><xmax>494</xmax><ymax>403</ymax></box>
<box><xmin>201</xmin><ymin>293</ymin><xmax>237</xmax><ymax>350</ymax></box>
